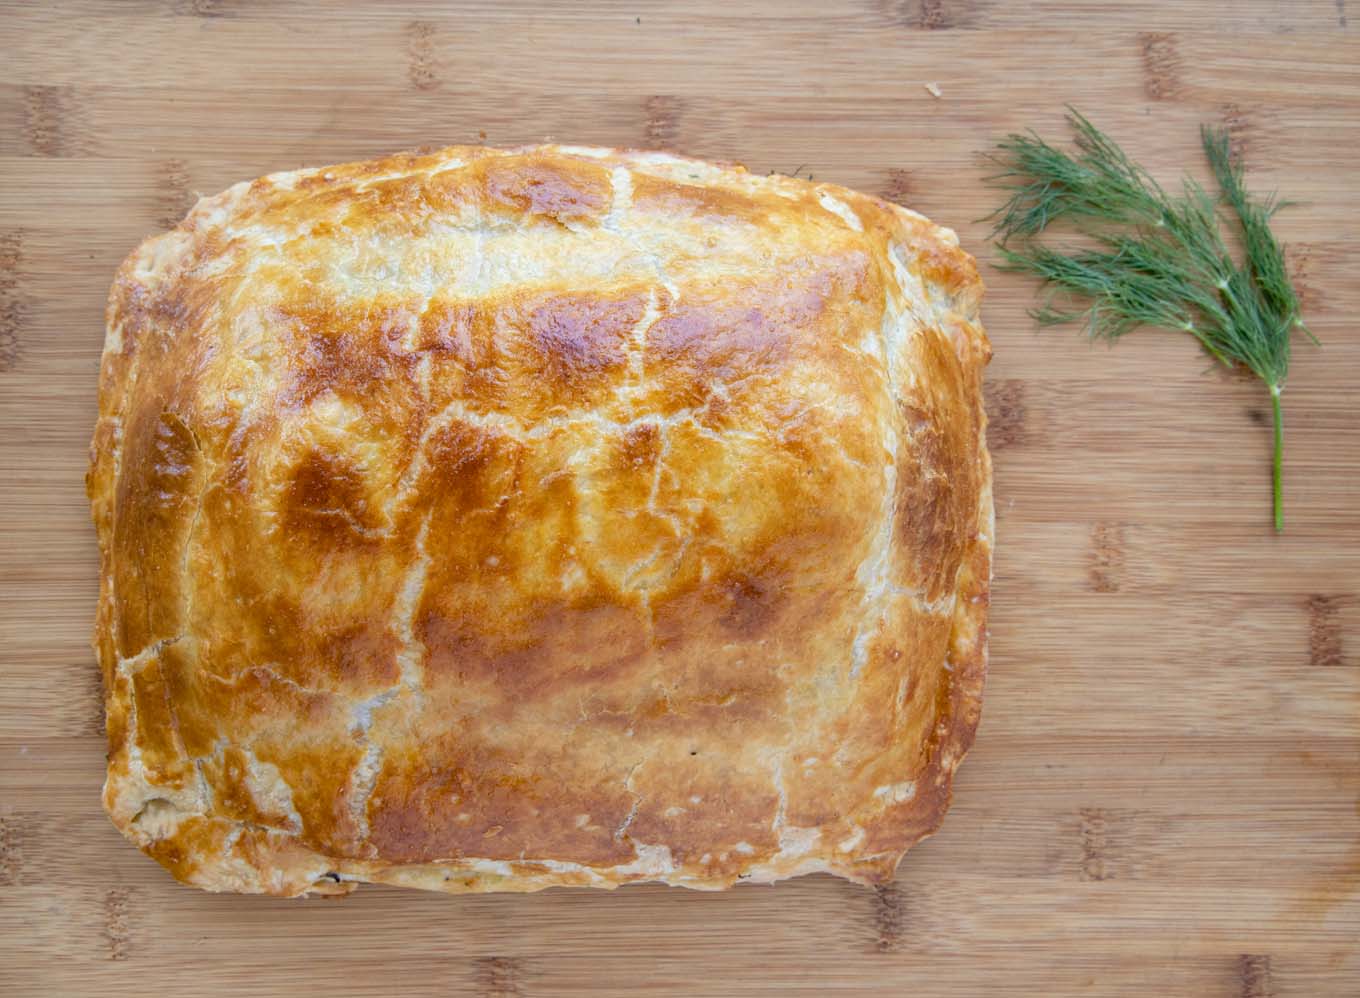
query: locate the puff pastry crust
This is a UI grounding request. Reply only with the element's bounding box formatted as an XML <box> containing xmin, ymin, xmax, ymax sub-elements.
<box><xmin>88</xmin><ymin>145</ymin><xmax>992</xmax><ymax>896</ymax></box>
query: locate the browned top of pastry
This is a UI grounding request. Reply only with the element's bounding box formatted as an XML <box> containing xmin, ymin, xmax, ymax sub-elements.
<box><xmin>88</xmin><ymin>144</ymin><xmax>991</xmax><ymax>895</ymax></box>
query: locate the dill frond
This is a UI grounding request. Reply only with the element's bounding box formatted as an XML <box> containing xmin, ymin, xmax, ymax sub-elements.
<box><xmin>987</xmin><ymin>110</ymin><xmax>1315</xmax><ymax>532</ymax></box>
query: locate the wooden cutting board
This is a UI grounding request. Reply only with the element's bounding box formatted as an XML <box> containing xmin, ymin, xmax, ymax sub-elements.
<box><xmin>2</xmin><ymin>2</ymin><xmax>1357</xmax><ymax>995</ymax></box>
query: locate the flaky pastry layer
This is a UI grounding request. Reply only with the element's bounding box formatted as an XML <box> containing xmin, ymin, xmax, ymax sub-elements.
<box><xmin>88</xmin><ymin>145</ymin><xmax>992</xmax><ymax>895</ymax></box>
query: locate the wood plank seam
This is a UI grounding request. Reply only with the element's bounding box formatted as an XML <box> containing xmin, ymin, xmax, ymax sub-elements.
<box><xmin>872</xmin><ymin>881</ymin><xmax>908</xmax><ymax>952</ymax></box>
<box><xmin>0</xmin><ymin>228</ymin><xmax>23</xmax><ymax>373</ymax></box>
<box><xmin>643</xmin><ymin>95</ymin><xmax>684</xmax><ymax>149</ymax></box>
<box><xmin>1139</xmin><ymin>32</ymin><xmax>1183</xmax><ymax>101</ymax></box>
<box><xmin>102</xmin><ymin>887</ymin><xmax>133</xmax><ymax>962</ymax></box>
<box><xmin>1306</xmin><ymin>595</ymin><xmax>1347</xmax><ymax>668</ymax></box>
<box><xmin>1088</xmin><ymin>524</ymin><xmax>1127</xmax><ymax>595</ymax></box>
<box><xmin>474</xmin><ymin>955</ymin><xmax>526</xmax><ymax>997</ymax></box>
<box><xmin>405</xmin><ymin>21</ymin><xmax>440</xmax><ymax>92</ymax></box>
<box><xmin>1238</xmin><ymin>953</ymin><xmax>1274</xmax><ymax>998</ymax></box>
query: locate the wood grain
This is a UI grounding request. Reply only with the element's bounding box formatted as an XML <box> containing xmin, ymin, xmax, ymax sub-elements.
<box><xmin>1</xmin><ymin>1</ymin><xmax>1357</xmax><ymax>995</ymax></box>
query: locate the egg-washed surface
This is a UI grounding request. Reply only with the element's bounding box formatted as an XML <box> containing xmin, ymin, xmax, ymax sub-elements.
<box><xmin>88</xmin><ymin>145</ymin><xmax>992</xmax><ymax>896</ymax></box>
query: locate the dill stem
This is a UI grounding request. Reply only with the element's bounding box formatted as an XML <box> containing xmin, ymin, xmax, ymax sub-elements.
<box><xmin>1270</xmin><ymin>383</ymin><xmax>1284</xmax><ymax>533</ymax></box>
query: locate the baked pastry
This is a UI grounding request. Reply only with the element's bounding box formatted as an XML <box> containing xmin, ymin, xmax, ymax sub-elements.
<box><xmin>88</xmin><ymin>145</ymin><xmax>992</xmax><ymax>896</ymax></box>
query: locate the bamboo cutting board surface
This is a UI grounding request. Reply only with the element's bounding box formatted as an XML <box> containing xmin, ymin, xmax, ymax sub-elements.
<box><xmin>2</xmin><ymin>2</ymin><xmax>1358</xmax><ymax>995</ymax></box>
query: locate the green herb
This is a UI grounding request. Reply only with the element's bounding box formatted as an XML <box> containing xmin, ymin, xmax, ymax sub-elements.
<box><xmin>987</xmin><ymin>109</ymin><xmax>1314</xmax><ymax>532</ymax></box>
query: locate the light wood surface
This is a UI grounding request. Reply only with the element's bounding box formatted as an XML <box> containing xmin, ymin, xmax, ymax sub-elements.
<box><xmin>2</xmin><ymin>2</ymin><xmax>1357</xmax><ymax>995</ymax></box>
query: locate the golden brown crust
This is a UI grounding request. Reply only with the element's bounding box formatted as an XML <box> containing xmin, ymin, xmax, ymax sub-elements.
<box><xmin>88</xmin><ymin>145</ymin><xmax>992</xmax><ymax>896</ymax></box>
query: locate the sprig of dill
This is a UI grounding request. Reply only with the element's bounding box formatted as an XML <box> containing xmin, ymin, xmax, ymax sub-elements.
<box><xmin>987</xmin><ymin>109</ymin><xmax>1314</xmax><ymax>532</ymax></box>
